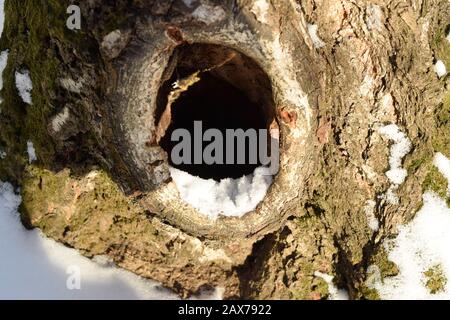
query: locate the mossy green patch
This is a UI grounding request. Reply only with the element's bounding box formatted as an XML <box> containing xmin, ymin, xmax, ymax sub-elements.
<box><xmin>20</xmin><ymin>165</ymin><xmax>72</xmax><ymax>232</ymax></box>
<box><xmin>311</xmin><ymin>277</ymin><xmax>331</xmax><ymax>300</ymax></box>
<box><xmin>423</xmin><ymin>264</ymin><xmax>447</xmax><ymax>294</ymax></box>
<box><xmin>360</xmin><ymin>285</ymin><xmax>380</xmax><ymax>300</ymax></box>
<box><xmin>290</xmin><ymin>275</ymin><xmax>330</xmax><ymax>300</ymax></box>
<box><xmin>369</xmin><ymin>247</ymin><xmax>399</xmax><ymax>279</ymax></box>
<box><xmin>0</xmin><ymin>1</ymin><xmax>97</xmax><ymax>184</ymax></box>
<box><xmin>426</xmin><ymin>26</ymin><xmax>450</xmax><ymax>205</ymax></box>
<box><xmin>20</xmin><ymin>164</ymin><xmax>165</xmax><ymax>256</ymax></box>
<box><xmin>0</xmin><ymin>1</ymin><xmax>61</xmax><ymax>182</ymax></box>
<box><xmin>423</xmin><ymin>166</ymin><xmax>449</xmax><ymax>205</ymax></box>
<box><xmin>432</xmin><ymin>26</ymin><xmax>450</xmax><ymax>71</ymax></box>
<box><xmin>21</xmin><ymin>165</ymin><xmax>141</xmax><ymax>238</ymax></box>
<box><xmin>359</xmin><ymin>247</ymin><xmax>398</xmax><ymax>300</ymax></box>
<box><xmin>433</xmin><ymin>90</ymin><xmax>450</xmax><ymax>158</ymax></box>
<box><xmin>407</xmin><ymin>152</ymin><xmax>432</xmax><ymax>174</ymax></box>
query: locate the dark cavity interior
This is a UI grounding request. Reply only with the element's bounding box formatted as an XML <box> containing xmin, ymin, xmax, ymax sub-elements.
<box><xmin>156</xmin><ymin>43</ymin><xmax>276</xmax><ymax>181</ymax></box>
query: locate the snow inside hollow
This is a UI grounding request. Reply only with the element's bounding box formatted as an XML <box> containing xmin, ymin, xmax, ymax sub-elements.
<box><xmin>169</xmin><ymin>166</ymin><xmax>273</xmax><ymax>219</ymax></box>
<box><xmin>0</xmin><ymin>181</ymin><xmax>224</xmax><ymax>300</ymax></box>
<box><xmin>372</xmin><ymin>153</ymin><xmax>450</xmax><ymax>299</ymax></box>
<box><xmin>15</xmin><ymin>69</ymin><xmax>33</xmax><ymax>105</ymax></box>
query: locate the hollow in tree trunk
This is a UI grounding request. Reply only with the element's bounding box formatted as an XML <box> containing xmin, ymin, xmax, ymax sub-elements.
<box><xmin>0</xmin><ymin>0</ymin><xmax>449</xmax><ymax>299</ymax></box>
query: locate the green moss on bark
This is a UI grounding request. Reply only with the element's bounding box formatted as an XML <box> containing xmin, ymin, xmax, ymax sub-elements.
<box><xmin>0</xmin><ymin>1</ymin><xmax>60</xmax><ymax>182</ymax></box>
<box><xmin>0</xmin><ymin>1</ymin><xmax>96</xmax><ymax>184</ymax></box>
<box><xmin>423</xmin><ymin>166</ymin><xmax>448</xmax><ymax>200</ymax></box>
<box><xmin>370</xmin><ymin>247</ymin><xmax>399</xmax><ymax>279</ymax></box>
<box><xmin>360</xmin><ymin>286</ymin><xmax>381</xmax><ymax>300</ymax></box>
<box><xmin>433</xmin><ymin>90</ymin><xmax>450</xmax><ymax>157</ymax></box>
<box><xmin>20</xmin><ymin>164</ymin><xmax>146</xmax><ymax>249</ymax></box>
<box><xmin>432</xmin><ymin>26</ymin><xmax>450</xmax><ymax>72</ymax></box>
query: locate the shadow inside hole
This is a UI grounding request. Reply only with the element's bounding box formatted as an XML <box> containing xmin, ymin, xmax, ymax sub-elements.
<box><xmin>156</xmin><ymin>44</ymin><xmax>276</xmax><ymax>181</ymax></box>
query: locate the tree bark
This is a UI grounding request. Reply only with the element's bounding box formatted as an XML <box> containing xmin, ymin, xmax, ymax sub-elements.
<box><xmin>0</xmin><ymin>0</ymin><xmax>449</xmax><ymax>299</ymax></box>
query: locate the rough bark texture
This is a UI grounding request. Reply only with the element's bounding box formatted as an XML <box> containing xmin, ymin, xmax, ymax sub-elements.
<box><xmin>0</xmin><ymin>0</ymin><xmax>449</xmax><ymax>299</ymax></box>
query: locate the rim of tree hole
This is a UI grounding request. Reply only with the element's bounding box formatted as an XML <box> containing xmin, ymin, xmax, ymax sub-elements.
<box><xmin>110</xmin><ymin>27</ymin><xmax>315</xmax><ymax>240</ymax></box>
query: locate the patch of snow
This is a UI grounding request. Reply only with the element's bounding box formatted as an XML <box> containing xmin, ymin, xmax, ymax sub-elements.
<box><xmin>307</xmin><ymin>24</ymin><xmax>325</xmax><ymax>49</ymax></box>
<box><xmin>0</xmin><ymin>2</ymin><xmax>5</xmax><ymax>107</ymax></box>
<box><xmin>384</xmin><ymin>186</ymin><xmax>399</xmax><ymax>205</ymax></box>
<box><xmin>251</xmin><ymin>0</ymin><xmax>270</xmax><ymax>24</ymax></box>
<box><xmin>15</xmin><ymin>69</ymin><xmax>33</xmax><ymax>105</ymax></box>
<box><xmin>0</xmin><ymin>50</ymin><xmax>8</xmax><ymax>91</ymax></box>
<box><xmin>314</xmin><ymin>271</ymin><xmax>349</xmax><ymax>300</ymax></box>
<box><xmin>0</xmin><ymin>181</ymin><xmax>178</xmax><ymax>299</ymax></box>
<box><xmin>381</xmin><ymin>93</ymin><xmax>394</xmax><ymax>110</ymax></box>
<box><xmin>51</xmin><ymin>106</ymin><xmax>70</xmax><ymax>133</ymax></box>
<box><xmin>0</xmin><ymin>148</ymin><xmax>5</xmax><ymax>159</ymax></box>
<box><xmin>434</xmin><ymin>152</ymin><xmax>450</xmax><ymax>196</ymax></box>
<box><xmin>376</xmin><ymin>93</ymin><xmax>396</xmax><ymax>120</ymax></box>
<box><xmin>435</xmin><ymin>60</ymin><xmax>447</xmax><ymax>78</ymax></box>
<box><xmin>360</xmin><ymin>74</ymin><xmax>375</xmax><ymax>96</ymax></box>
<box><xmin>378</xmin><ymin>124</ymin><xmax>411</xmax><ymax>205</ymax></box>
<box><xmin>191</xmin><ymin>5</ymin><xmax>226</xmax><ymax>25</ymax></box>
<box><xmin>26</xmin><ymin>141</ymin><xmax>37</xmax><ymax>163</ymax></box>
<box><xmin>385</xmin><ymin>168</ymin><xmax>408</xmax><ymax>186</ymax></box>
<box><xmin>169</xmin><ymin>166</ymin><xmax>273</xmax><ymax>219</ymax></box>
<box><xmin>364</xmin><ymin>200</ymin><xmax>379</xmax><ymax>231</ymax></box>
<box><xmin>366</xmin><ymin>4</ymin><xmax>383</xmax><ymax>31</ymax></box>
<box><xmin>374</xmin><ymin>192</ymin><xmax>450</xmax><ymax>299</ymax></box>
<box><xmin>366</xmin><ymin>265</ymin><xmax>382</xmax><ymax>289</ymax></box>
<box><xmin>373</xmin><ymin>153</ymin><xmax>450</xmax><ymax>299</ymax></box>
<box><xmin>182</xmin><ymin>0</ymin><xmax>196</xmax><ymax>8</ymax></box>
<box><xmin>101</xmin><ymin>30</ymin><xmax>122</xmax><ymax>51</ymax></box>
<box><xmin>0</xmin><ymin>181</ymin><xmax>222</xmax><ymax>300</ymax></box>
<box><xmin>100</xmin><ymin>29</ymin><xmax>131</xmax><ymax>59</ymax></box>
<box><xmin>59</xmin><ymin>77</ymin><xmax>83</xmax><ymax>94</ymax></box>
<box><xmin>378</xmin><ymin>124</ymin><xmax>411</xmax><ymax>185</ymax></box>
<box><xmin>0</xmin><ymin>0</ymin><xmax>4</xmax><ymax>38</ymax></box>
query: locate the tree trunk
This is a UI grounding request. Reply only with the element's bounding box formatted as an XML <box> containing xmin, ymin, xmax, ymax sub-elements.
<box><xmin>0</xmin><ymin>0</ymin><xmax>449</xmax><ymax>299</ymax></box>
